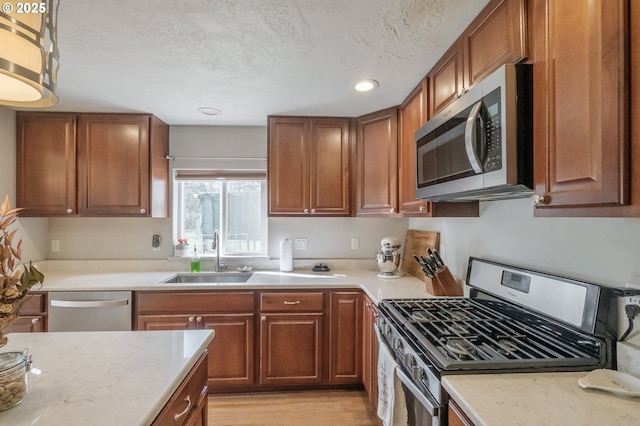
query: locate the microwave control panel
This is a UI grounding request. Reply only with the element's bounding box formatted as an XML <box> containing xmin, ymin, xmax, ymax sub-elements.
<box><xmin>484</xmin><ymin>95</ymin><xmax>502</xmax><ymax>172</ymax></box>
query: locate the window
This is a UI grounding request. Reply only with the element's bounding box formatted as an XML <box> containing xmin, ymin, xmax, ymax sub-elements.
<box><xmin>175</xmin><ymin>170</ymin><xmax>268</xmax><ymax>257</ymax></box>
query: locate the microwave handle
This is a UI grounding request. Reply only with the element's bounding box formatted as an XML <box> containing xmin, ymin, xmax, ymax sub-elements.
<box><xmin>464</xmin><ymin>101</ymin><xmax>485</xmax><ymax>173</ymax></box>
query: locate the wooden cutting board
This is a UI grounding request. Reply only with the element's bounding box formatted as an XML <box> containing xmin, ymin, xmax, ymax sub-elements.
<box><xmin>401</xmin><ymin>230</ymin><xmax>440</xmax><ymax>280</ymax></box>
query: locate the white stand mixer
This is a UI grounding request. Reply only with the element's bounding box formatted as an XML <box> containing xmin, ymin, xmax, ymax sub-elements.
<box><xmin>376</xmin><ymin>236</ymin><xmax>404</xmax><ymax>279</ymax></box>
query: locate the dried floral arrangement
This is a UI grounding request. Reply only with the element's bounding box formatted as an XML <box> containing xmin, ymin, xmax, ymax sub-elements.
<box><xmin>0</xmin><ymin>195</ymin><xmax>44</xmax><ymax>346</ymax></box>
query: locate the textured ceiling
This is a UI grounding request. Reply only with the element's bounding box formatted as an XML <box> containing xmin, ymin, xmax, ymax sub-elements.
<box><xmin>42</xmin><ymin>0</ymin><xmax>489</xmax><ymax>125</ymax></box>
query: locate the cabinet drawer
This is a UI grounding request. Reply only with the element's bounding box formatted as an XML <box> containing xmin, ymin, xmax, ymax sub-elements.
<box><xmin>136</xmin><ymin>291</ymin><xmax>254</xmax><ymax>314</ymax></box>
<box><xmin>20</xmin><ymin>293</ymin><xmax>47</xmax><ymax>315</ymax></box>
<box><xmin>260</xmin><ymin>292</ymin><xmax>324</xmax><ymax>312</ymax></box>
<box><xmin>153</xmin><ymin>352</ymin><xmax>208</xmax><ymax>426</ymax></box>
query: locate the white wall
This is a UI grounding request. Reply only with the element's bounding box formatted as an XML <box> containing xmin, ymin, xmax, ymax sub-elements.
<box><xmin>0</xmin><ymin>107</ymin><xmax>48</xmax><ymax>262</ymax></box>
<box><xmin>410</xmin><ymin>199</ymin><xmax>640</xmax><ymax>288</ymax></box>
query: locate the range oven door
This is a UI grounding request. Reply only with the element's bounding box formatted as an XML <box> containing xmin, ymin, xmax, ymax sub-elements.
<box><xmin>396</xmin><ymin>367</ymin><xmax>442</xmax><ymax>426</ymax></box>
<box><xmin>376</xmin><ymin>320</ymin><xmax>443</xmax><ymax>426</ymax></box>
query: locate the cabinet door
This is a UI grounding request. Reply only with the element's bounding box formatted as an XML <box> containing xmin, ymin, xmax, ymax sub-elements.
<box><xmin>362</xmin><ymin>296</ymin><xmax>378</xmax><ymax>410</ymax></box>
<box><xmin>309</xmin><ymin>118</ymin><xmax>351</xmax><ymax>216</ymax></box>
<box><xmin>532</xmin><ymin>0</ymin><xmax>629</xmax><ymax>212</ymax></box>
<box><xmin>77</xmin><ymin>114</ymin><xmax>151</xmax><ymax>216</ymax></box>
<box><xmin>399</xmin><ymin>79</ymin><xmax>430</xmax><ymax>216</ymax></box>
<box><xmin>16</xmin><ymin>113</ymin><xmax>77</xmax><ymax>216</ymax></box>
<box><xmin>268</xmin><ymin>117</ymin><xmax>310</xmax><ymax>215</ymax></box>
<box><xmin>5</xmin><ymin>316</ymin><xmax>45</xmax><ymax>333</ymax></box>
<box><xmin>328</xmin><ymin>292</ymin><xmax>362</xmax><ymax>384</ymax></box>
<box><xmin>428</xmin><ymin>40</ymin><xmax>466</xmax><ymax>118</ymax></box>
<box><xmin>464</xmin><ymin>0</ymin><xmax>528</xmax><ymax>87</ymax></box>
<box><xmin>448</xmin><ymin>398</ymin><xmax>475</xmax><ymax>426</ymax></box>
<box><xmin>260</xmin><ymin>313</ymin><xmax>323</xmax><ymax>385</ymax></box>
<box><xmin>137</xmin><ymin>314</ymin><xmax>198</xmax><ymax>330</ymax></box>
<box><xmin>356</xmin><ymin>108</ymin><xmax>399</xmax><ymax>216</ymax></box>
<box><xmin>200</xmin><ymin>314</ymin><xmax>255</xmax><ymax>388</ymax></box>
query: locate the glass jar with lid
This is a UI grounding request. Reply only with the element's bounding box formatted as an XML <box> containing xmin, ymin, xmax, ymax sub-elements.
<box><xmin>0</xmin><ymin>350</ymin><xmax>31</xmax><ymax>411</ymax></box>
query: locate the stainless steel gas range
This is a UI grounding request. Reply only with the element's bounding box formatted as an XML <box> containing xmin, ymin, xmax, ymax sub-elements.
<box><xmin>376</xmin><ymin>257</ymin><xmax>618</xmax><ymax>426</ymax></box>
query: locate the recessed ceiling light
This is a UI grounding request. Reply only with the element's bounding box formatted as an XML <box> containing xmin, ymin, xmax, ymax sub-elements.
<box><xmin>354</xmin><ymin>79</ymin><xmax>379</xmax><ymax>92</ymax></box>
<box><xmin>197</xmin><ymin>107</ymin><xmax>222</xmax><ymax>116</ymax></box>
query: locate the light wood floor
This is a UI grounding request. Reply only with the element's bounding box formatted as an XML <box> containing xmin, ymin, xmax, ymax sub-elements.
<box><xmin>208</xmin><ymin>390</ymin><xmax>380</xmax><ymax>426</ymax></box>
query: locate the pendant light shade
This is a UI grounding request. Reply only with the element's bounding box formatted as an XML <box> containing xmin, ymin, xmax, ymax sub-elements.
<box><xmin>0</xmin><ymin>0</ymin><xmax>60</xmax><ymax>107</ymax></box>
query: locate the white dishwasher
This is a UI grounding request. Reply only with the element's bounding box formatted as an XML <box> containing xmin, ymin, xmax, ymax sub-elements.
<box><xmin>49</xmin><ymin>291</ymin><xmax>132</xmax><ymax>331</ymax></box>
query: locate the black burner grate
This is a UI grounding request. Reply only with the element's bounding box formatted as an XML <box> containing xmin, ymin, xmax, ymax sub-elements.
<box><xmin>381</xmin><ymin>298</ymin><xmax>604</xmax><ymax>370</ymax></box>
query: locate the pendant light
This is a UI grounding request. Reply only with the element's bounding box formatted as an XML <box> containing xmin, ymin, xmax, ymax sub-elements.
<box><xmin>0</xmin><ymin>0</ymin><xmax>60</xmax><ymax>107</ymax></box>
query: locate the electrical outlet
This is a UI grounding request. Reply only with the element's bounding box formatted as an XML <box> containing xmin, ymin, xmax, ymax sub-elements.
<box><xmin>351</xmin><ymin>237</ymin><xmax>359</xmax><ymax>250</ymax></box>
<box><xmin>626</xmin><ymin>274</ymin><xmax>640</xmax><ymax>305</ymax></box>
<box><xmin>294</xmin><ymin>238</ymin><xmax>307</xmax><ymax>250</ymax></box>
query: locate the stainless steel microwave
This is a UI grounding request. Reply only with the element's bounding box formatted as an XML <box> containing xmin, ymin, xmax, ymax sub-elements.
<box><xmin>415</xmin><ymin>64</ymin><xmax>533</xmax><ymax>202</ymax></box>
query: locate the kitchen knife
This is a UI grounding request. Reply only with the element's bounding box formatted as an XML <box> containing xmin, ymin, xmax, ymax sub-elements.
<box><xmin>428</xmin><ymin>248</ymin><xmax>445</xmax><ymax>268</ymax></box>
<box><xmin>414</xmin><ymin>255</ymin><xmax>434</xmax><ymax>277</ymax></box>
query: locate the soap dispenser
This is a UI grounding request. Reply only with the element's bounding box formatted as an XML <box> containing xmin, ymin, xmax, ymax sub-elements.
<box><xmin>191</xmin><ymin>246</ymin><xmax>200</xmax><ymax>273</ymax></box>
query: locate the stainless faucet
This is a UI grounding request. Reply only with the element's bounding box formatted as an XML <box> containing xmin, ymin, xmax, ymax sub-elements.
<box><xmin>211</xmin><ymin>230</ymin><xmax>224</xmax><ymax>272</ymax></box>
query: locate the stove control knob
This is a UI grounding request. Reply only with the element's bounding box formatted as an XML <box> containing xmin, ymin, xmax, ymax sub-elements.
<box><xmin>403</xmin><ymin>352</ymin><xmax>413</xmax><ymax>366</ymax></box>
<box><xmin>411</xmin><ymin>366</ymin><xmax>423</xmax><ymax>381</ymax></box>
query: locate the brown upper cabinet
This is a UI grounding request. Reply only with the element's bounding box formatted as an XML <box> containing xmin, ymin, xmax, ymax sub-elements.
<box><xmin>16</xmin><ymin>112</ymin><xmax>169</xmax><ymax>217</ymax></box>
<box><xmin>355</xmin><ymin>107</ymin><xmax>400</xmax><ymax>216</ymax></box>
<box><xmin>428</xmin><ymin>0</ymin><xmax>528</xmax><ymax>118</ymax></box>
<box><xmin>530</xmin><ymin>0</ymin><xmax>633</xmax><ymax>216</ymax></box>
<box><xmin>268</xmin><ymin>116</ymin><xmax>351</xmax><ymax>216</ymax></box>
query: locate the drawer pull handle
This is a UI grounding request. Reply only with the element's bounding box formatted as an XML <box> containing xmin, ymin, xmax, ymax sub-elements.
<box><xmin>173</xmin><ymin>395</ymin><xmax>192</xmax><ymax>422</ymax></box>
<box><xmin>283</xmin><ymin>300</ymin><xmax>301</xmax><ymax>305</ymax></box>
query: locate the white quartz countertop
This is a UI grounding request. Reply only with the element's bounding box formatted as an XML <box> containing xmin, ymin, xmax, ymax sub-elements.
<box><xmin>37</xmin><ymin>268</ymin><xmax>436</xmax><ymax>303</ymax></box>
<box><xmin>443</xmin><ymin>371</ymin><xmax>640</xmax><ymax>426</ymax></box>
<box><xmin>0</xmin><ymin>330</ymin><xmax>214</xmax><ymax>426</ymax></box>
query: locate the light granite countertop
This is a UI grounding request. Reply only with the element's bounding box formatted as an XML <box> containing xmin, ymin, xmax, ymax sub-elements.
<box><xmin>36</xmin><ymin>266</ymin><xmax>437</xmax><ymax>303</ymax></box>
<box><xmin>443</xmin><ymin>371</ymin><xmax>640</xmax><ymax>426</ymax></box>
<box><xmin>0</xmin><ymin>330</ymin><xmax>214</xmax><ymax>426</ymax></box>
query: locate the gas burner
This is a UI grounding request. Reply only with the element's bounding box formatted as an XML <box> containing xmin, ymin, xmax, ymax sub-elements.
<box><xmin>495</xmin><ymin>339</ymin><xmax>520</xmax><ymax>357</ymax></box>
<box><xmin>410</xmin><ymin>307</ymin><xmax>435</xmax><ymax>321</ymax></box>
<box><xmin>450</xmin><ymin>310</ymin><xmax>470</xmax><ymax>321</ymax></box>
<box><xmin>445</xmin><ymin>338</ymin><xmax>476</xmax><ymax>358</ymax></box>
<box><xmin>449</xmin><ymin>323</ymin><xmax>469</xmax><ymax>335</ymax></box>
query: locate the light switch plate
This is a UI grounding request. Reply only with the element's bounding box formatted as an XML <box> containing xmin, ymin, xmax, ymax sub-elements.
<box><xmin>294</xmin><ymin>238</ymin><xmax>307</xmax><ymax>250</ymax></box>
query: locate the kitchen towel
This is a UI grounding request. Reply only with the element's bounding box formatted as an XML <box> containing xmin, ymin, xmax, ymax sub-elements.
<box><xmin>376</xmin><ymin>329</ymin><xmax>408</xmax><ymax>426</ymax></box>
<box><xmin>280</xmin><ymin>239</ymin><xmax>293</xmax><ymax>272</ymax></box>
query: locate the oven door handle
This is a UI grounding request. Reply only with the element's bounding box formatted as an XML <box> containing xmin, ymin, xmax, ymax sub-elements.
<box><xmin>396</xmin><ymin>366</ymin><xmax>440</xmax><ymax>417</ymax></box>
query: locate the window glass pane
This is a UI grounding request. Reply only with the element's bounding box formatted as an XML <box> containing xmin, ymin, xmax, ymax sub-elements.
<box><xmin>177</xmin><ymin>177</ymin><xmax>267</xmax><ymax>257</ymax></box>
<box><xmin>181</xmin><ymin>180</ymin><xmax>221</xmax><ymax>255</ymax></box>
<box><xmin>226</xmin><ymin>180</ymin><xmax>263</xmax><ymax>254</ymax></box>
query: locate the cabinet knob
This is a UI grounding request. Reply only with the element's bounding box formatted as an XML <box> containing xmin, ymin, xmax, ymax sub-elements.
<box><xmin>304</xmin><ymin>209</ymin><xmax>309</xmax><ymax>214</ymax></box>
<box><xmin>419</xmin><ymin>205</ymin><xmax>426</xmax><ymax>212</ymax></box>
<box><xmin>261</xmin><ymin>315</ymin><xmax>266</xmax><ymax>321</ymax></box>
<box><xmin>196</xmin><ymin>316</ymin><xmax>202</xmax><ymax>322</ymax></box>
<box><xmin>140</xmin><ymin>208</ymin><xmax>146</xmax><ymax>214</ymax></box>
<box><xmin>390</xmin><ymin>208</ymin><xmax>396</xmax><ymax>213</ymax></box>
<box><xmin>31</xmin><ymin>318</ymin><xmax>39</xmax><ymax>324</ymax></box>
<box><xmin>530</xmin><ymin>194</ymin><xmax>547</xmax><ymax>206</ymax></box>
<box><xmin>310</xmin><ymin>208</ymin><xmax>316</xmax><ymax>214</ymax></box>
<box><xmin>188</xmin><ymin>316</ymin><xmax>195</xmax><ymax>322</ymax></box>
<box><xmin>66</xmin><ymin>208</ymin><xmax>73</xmax><ymax>214</ymax></box>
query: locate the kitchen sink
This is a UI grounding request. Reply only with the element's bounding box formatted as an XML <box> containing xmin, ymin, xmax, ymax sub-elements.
<box><xmin>161</xmin><ymin>272</ymin><xmax>253</xmax><ymax>284</ymax></box>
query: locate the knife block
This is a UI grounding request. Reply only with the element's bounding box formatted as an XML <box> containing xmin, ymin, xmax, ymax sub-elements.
<box><xmin>424</xmin><ymin>266</ymin><xmax>463</xmax><ymax>296</ymax></box>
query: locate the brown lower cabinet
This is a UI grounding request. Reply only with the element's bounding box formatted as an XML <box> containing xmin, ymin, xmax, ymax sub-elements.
<box><xmin>5</xmin><ymin>292</ymin><xmax>47</xmax><ymax>333</ymax></box>
<box><xmin>152</xmin><ymin>351</ymin><xmax>208</xmax><ymax>426</ymax></box>
<box><xmin>362</xmin><ymin>294</ymin><xmax>379</xmax><ymax>410</ymax></box>
<box><xmin>448</xmin><ymin>398</ymin><xmax>475</xmax><ymax>426</ymax></box>
<box><xmin>135</xmin><ymin>291</ymin><xmax>255</xmax><ymax>390</ymax></box>
<box><xmin>135</xmin><ymin>289</ymin><xmax>363</xmax><ymax>391</ymax></box>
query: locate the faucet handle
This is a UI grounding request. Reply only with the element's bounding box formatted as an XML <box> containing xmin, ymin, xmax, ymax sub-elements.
<box><xmin>219</xmin><ymin>262</ymin><xmax>228</xmax><ymax>270</ymax></box>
